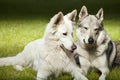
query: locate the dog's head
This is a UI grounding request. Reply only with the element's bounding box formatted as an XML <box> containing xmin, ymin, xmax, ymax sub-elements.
<box><xmin>76</xmin><ymin>6</ymin><xmax>104</xmax><ymax>47</ymax></box>
<box><xmin>44</xmin><ymin>10</ymin><xmax>77</xmax><ymax>52</ymax></box>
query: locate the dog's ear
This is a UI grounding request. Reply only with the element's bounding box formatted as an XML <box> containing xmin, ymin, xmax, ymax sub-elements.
<box><xmin>51</xmin><ymin>12</ymin><xmax>64</xmax><ymax>26</ymax></box>
<box><xmin>96</xmin><ymin>8</ymin><xmax>104</xmax><ymax>22</ymax></box>
<box><xmin>66</xmin><ymin>9</ymin><xmax>77</xmax><ymax>22</ymax></box>
<box><xmin>79</xmin><ymin>6</ymin><xmax>88</xmax><ymax>20</ymax></box>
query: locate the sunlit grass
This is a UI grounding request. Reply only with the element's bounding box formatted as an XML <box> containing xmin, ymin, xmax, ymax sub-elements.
<box><xmin>0</xmin><ymin>17</ymin><xmax>120</xmax><ymax>80</ymax></box>
<box><xmin>104</xmin><ymin>19</ymin><xmax>120</xmax><ymax>41</ymax></box>
<box><xmin>0</xmin><ymin>18</ymin><xmax>47</xmax><ymax>57</ymax></box>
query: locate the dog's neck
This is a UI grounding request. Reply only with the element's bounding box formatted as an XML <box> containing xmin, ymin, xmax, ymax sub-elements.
<box><xmin>85</xmin><ymin>44</ymin><xmax>97</xmax><ymax>51</ymax></box>
<box><xmin>44</xmin><ymin>39</ymin><xmax>60</xmax><ymax>48</ymax></box>
<box><xmin>60</xmin><ymin>45</ymin><xmax>74</xmax><ymax>58</ymax></box>
<box><xmin>44</xmin><ymin>39</ymin><xmax>74</xmax><ymax>58</ymax></box>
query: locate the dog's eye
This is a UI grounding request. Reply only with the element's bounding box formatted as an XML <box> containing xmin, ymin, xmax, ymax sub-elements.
<box><xmin>71</xmin><ymin>32</ymin><xmax>73</xmax><ymax>36</ymax></box>
<box><xmin>94</xmin><ymin>28</ymin><xmax>99</xmax><ymax>31</ymax></box>
<box><xmin>83</xmin><ymin>27</ymin><xmax>88</xmax><ymax>30</ymax></box>
<box><xmin>78</xmin><ymin>24</ymin><xmax>82</xmax><ymax>28</ymax></box>
<box><xmin>63</xmin><ymin>33</ymin><xmax>67</xmax><ymax>36</ymax></box>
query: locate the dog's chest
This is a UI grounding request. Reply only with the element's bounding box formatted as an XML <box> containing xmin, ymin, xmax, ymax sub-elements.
<box><xmin>78</xmin><ymin>47</ymin><xmax>97</xmax><ymax>60</ymax></box>
<box><xmin>82</xmin><ymin>50</ymin><xmax>106</xmax><ymax>67</ymax></box>
<box><xmin>79</xmin><ymin>48</ymin><xmax>99</xmax><ymax>63</ymax></box>
<box><xmin>83</xmin><ymin>51</ymin><xmax>97</xmax><ymax>63</ymax></box>
<box><xmin>45</xmin><ymin>49</ymin><xmax>71</xmax><ymax>71</ymax></box>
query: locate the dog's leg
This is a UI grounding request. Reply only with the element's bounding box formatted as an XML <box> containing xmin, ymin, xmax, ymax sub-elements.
<box><xmin>13</xmin><ymin>65</ymin><xmax>24</xmax><ymax>71</ymax></box>
<box><xmin>93</xmin><ymin>54</ymin><xmax>109</xmax><ymax>80</ymax></box>
<box><xmin>72</xmin><ymin>70</ymin><xmax>88</xmax><ymax>80</ymax></box>
<box><xmin>96</xmin><ymin>44</ymin><xmax>106</xmax><ymax>56</ymax></box>
<box><xmin>79</xmin><ymin>57</ymin><xmax>90</xmax><ymax>75</ymax></box>
<box><xmin>37</xmin><ymin>69</ymin><xmax>51</xmax><ymax>80</ymax></box>
<box><xmin>0</xmin><ymin>54</ymin><xmax>25</xmax><ymax>71</ymax></box>
<box><xmin>65</xmin><ymin>63</ymin><xmax>88</xmax><ymax>80</ymax></box>
<box><xmin>98</xmin><ymin>67</ymin><xmax>109</xmax><ymax>80</ymax></box>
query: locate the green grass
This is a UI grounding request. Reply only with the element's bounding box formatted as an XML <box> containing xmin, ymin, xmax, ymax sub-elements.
<box><xmin>0</xmin><ymin>16</ymin><xmax>120</xmax><ymax>80</ymax></box>
<box><xmin>104</xmin><ymin>20</ymin><xmax>120</xmax><ymax>41</ymax></box>
<box><xmin>0</xmin><ymin>18</ymin><xmax>47</xmax><ymax>57</ymax></box>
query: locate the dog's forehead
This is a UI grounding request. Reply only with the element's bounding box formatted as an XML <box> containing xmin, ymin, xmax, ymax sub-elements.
<box><xmin>58</xmin><ymin>21</ymin><xmax>73</xmax><ymax>33</ymax></box>
<box><xmin>64</xmin><ymin>17</ymin><xmax>73</xmax><ymax>32</ymax></box>
<box><xmin>80</xmin><ymin>15</ymin><xmax>99</xmax><ymax>28</ymax></box>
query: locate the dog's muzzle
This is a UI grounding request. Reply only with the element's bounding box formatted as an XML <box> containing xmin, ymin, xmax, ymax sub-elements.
<box><xmin>71</xmin><ymin>43</ymin><xmax>77</xmax><ymax>51</ymax></box>
<box><xmin>60</xmin><ymin>44</ymin><xmax>77</xmax><ymax>53</ymax></box>
<box><xmin>88</xmin><ymin>37</ymin><xmax>94</xmax><ymax>44</ymax></box>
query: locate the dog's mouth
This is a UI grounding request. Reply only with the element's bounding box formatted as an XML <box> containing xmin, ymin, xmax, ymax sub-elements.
<box><xmin>83</xmin><ymin>39</ymin><xmax>95</xmax><ymax>45</ymax></box>
<box><xmin>83</xmin><ymin>39</ymin><xmax>97</xmax><ymax>50</ymax></box>
<box><xmin>83</xmin><ymin>39</ymin><xmax>86</xmax><ymax>44</ymax></box>
<box><xmin>83</xmin><ymin>39</ymin><xmax>96</xmax><ymax>46</ymax></box>
<box><xmin>60</xmin><ymin>44</ymin><xmax>74</xmax><ymax>53</ymax></box>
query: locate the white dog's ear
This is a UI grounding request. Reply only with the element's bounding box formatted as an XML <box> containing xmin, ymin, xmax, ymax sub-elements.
<box><xmin>79</xmin><ymin>6</ymin><xmax>88</xmax><ymax>20</ymax></box>
<box><xmin>96</xmin><ymin>8</ymin><xmax>104</xmax><ymax>22</ymax></box>
<box><xmin>51</xmin><ymin>12</ymin><xmax>63</xmax><ymax>26</ymax></box>
<box><xmin>66</xmin><ymin>9</ymin><xmax>77</xmax><ymax>22</ymax></box>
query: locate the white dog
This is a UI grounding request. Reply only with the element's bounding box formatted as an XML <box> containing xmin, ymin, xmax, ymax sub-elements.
<box><xmin>75</xmin><ymin>6</ymin><xmax>116</xmax><ymax>80</ymax></box>
<box><xmin>0</xmin><ymin>10</ymin><xmax>88</xmax><ymax>80</ymax></box>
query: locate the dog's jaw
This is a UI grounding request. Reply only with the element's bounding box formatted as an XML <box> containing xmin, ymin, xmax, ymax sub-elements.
<box><xmin>60</xmin><ymin>44</ymin><xmax>74</xmax><ymax>53</ymax></box>
<box><xmin>81</xmin><ymin>38</ymin><xmax>96</xmax><ymax>49</ymax></box>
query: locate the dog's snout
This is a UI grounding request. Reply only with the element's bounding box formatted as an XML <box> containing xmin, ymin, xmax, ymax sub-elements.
<box><xmin>88</xmin><ymin>37</ymin><xmax>94</xmax><ymax>44</ymax></box>
<box><xmin>72</xmin><ymin>44</ymin><xmax>77</xmax><ymax>50</ymax></box>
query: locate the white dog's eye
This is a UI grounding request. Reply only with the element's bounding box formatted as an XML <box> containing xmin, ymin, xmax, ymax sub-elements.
<box><xmin>71</xmin><ymin>32</ymin><xmax>73</xmax><ymax>36</ymax></box>
<box><xmin>63</xmin><ymin>32</ymin><xmax>67</xmax><ymax>36</ymax></box>
<box><xmin>83</xmin><ymin>27</ymin><xmax>88</xmax><ymax>30</ymax></box>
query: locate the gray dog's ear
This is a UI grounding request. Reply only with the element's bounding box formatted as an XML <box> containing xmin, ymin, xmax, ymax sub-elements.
<box><xmin>66</xmin><ymin>9</ymin><xmax>77</xmax><ymax>22</ymax></box>
<box><xmin>51</xmin><ymin>11</ymin><xmax>64</xmax><ymax>26</ymax></box>
<box><xmin>96</xmin><ymin>8</ymin><xmax>104</xmax><ymax>22</ymax></box>
<box><xmin>79</xmin><ymin>6</ymin><xmax>88</xmax><ymax>20</ymax></box>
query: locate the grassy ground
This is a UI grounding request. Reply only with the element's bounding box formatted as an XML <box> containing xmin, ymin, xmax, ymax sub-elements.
<box><xmin>0</xmin><ymin>16</ymin><xmax>120</xmax><ymax>80</ymax></box>
<box><xmin>0</xmin><ymin>0</ymin><xmax>120</xmax><ymax>80</ymax></box>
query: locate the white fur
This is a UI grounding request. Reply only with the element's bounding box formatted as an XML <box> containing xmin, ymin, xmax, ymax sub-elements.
<box><xmin>0</xmin><ymin>10</ymin><xmax>88</xmax><ymax>80</ymax></box>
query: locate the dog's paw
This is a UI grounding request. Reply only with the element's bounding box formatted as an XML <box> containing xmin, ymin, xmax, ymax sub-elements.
<box><xmin>14</xmin><ymin>65</ymin><xmax>23</xmax><ymax>71</ymax></box>
<box><xmin>81</xmin><ymin>77</ymin><xmax>88</xmax><ymax>80</ymax></box>
<box><xmin>99</xmin><ymin>76</ymin><xmax>105</xmax><ymax>80</ymax></box>
<box><xmin>74</xmin><ymin>76</ymin><xmax>88</xmax><ymax>80</ymax></box>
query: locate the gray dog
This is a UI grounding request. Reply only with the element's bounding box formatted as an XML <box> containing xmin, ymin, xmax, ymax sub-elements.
<box><xmin>75</xmin><ymin>6</ymin><xmax>117</xmax><ymax>80</ymax></box>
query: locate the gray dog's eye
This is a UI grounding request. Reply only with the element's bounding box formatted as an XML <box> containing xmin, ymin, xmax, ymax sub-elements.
<box><xmin>71</xmin><ymin>32</ymin><xmax>73</xmax><ymax>36</ymax></box>
<box><xmin>94</xmin><ymin>28</ymin><xmax>99</xmax><ymax>31</ymax></box>
<box><xmin>78</xmin><ymin>24</ymin><xmax>82</xmax><ymax>28</ymax></box>
<box><xmin>63</xmin><ymin>32</ymin><xmax>67</xmax><ymax>36</ymax></box>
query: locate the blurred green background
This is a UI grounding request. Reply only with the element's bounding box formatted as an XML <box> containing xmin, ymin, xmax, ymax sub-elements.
<box><xmin>0</xmin><ymin>0</ymin><xmax>120</xmax><ymax>80</ymax></box>
<box><xmin>0</xmin><ymin>0</ymin><xmax>120</xmax><ymax>18</ymax></box>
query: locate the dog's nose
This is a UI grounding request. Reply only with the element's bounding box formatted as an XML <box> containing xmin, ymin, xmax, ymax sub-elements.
<box><xmin>72</xmin><ymin>43</ymin><xmax>77</xmax><ymax>50</ymax></box>
<box><xmin>88</xmin><ymin>37</ymin><xmax>94</xmax><ymax>44</ymax></box>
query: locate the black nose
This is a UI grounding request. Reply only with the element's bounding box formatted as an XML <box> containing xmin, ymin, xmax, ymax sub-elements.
<box><xmin>72</xmin><ymin>44</ymin><xmax>77</xmax><ymax>50</ymax></box>
<box><xmin>88</xmin><ymin>37</ymin><xmax>94</xmax><ymax>44</ymax></box>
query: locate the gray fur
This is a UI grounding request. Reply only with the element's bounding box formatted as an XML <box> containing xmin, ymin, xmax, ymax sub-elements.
<box><xmin>106</xmin><ymin>41</ymin><xmax>113</xmax><ymax>67</ymax></box>
<box><xmin>75</xmin><ymin>6</ymin><xmax>117</xmax><ymax>80</ymax></box>
<box><xmin>114</xmin><ymin>41</ymin><xmax>120</xmax><ymax>65</ymax></box>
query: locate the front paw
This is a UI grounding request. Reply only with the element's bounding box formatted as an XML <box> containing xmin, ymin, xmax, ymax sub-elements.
<box><xmin>14</xmin><ymin>65</ymin><xmax>23</xmax><ymax>71</ymax></box>
<box><xmin>99</xmin><ymin>76</ymin><xmax>105</xmax><ymax>80</ymax></box>
<box><xmin>74</xmin><ymin>76</ymin><xmax>88</xmax><ymax>80</ymax></box>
